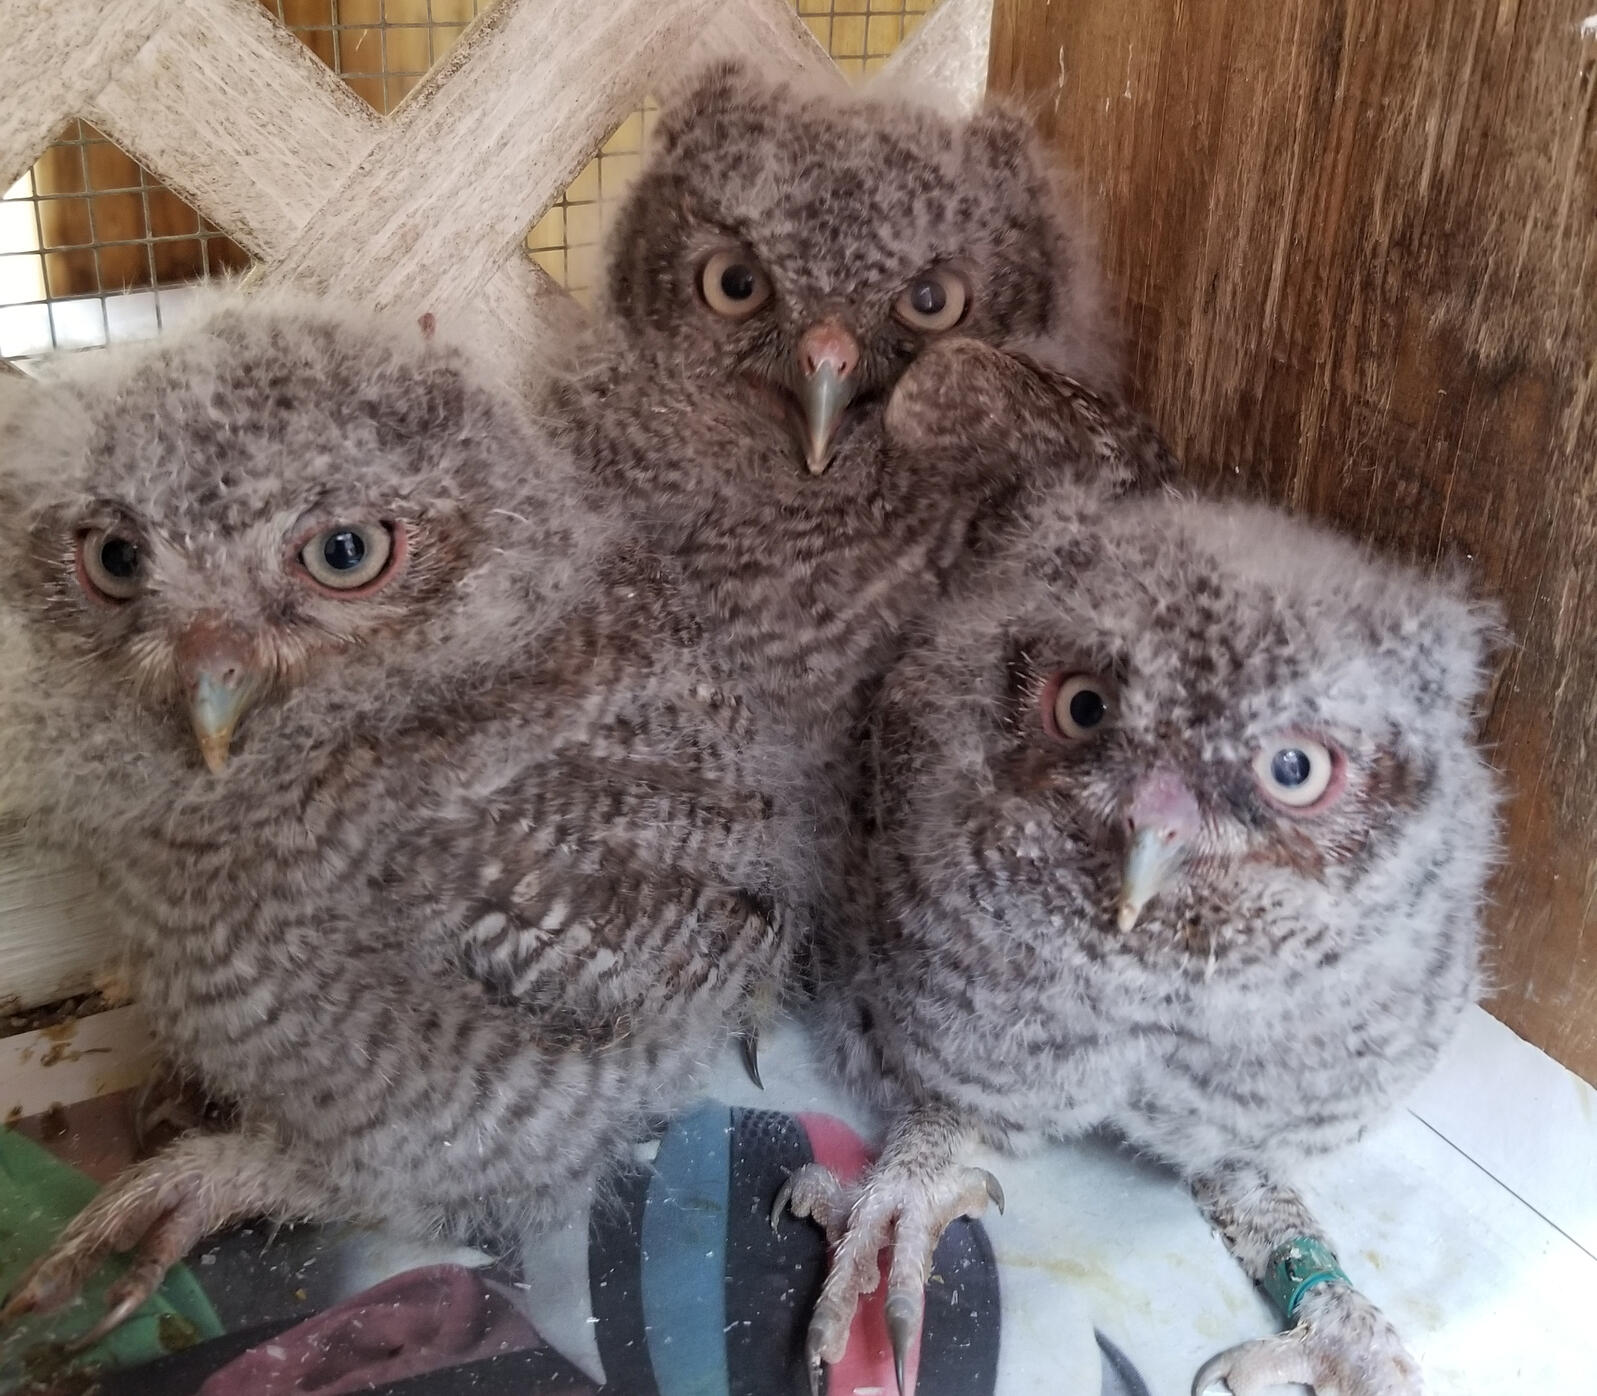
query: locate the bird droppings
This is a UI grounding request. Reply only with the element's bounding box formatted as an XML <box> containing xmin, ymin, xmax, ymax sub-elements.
<box><xmin>156</xmin><ymin>1312</ymin><xmax>200</xmax><ymax>1352</ymax></box>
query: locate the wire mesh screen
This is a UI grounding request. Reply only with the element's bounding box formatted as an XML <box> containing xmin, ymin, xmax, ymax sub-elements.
<box><xmin>271</xmin><ymin>0</ymin><xmax>492</xmax><ymax>115</ymax></box>
<box><xmin>0</xmin><ymin>0</ymin><xmax>940</xmax><ymax>360</ymax></box>
<box><xmin>0</xmin><ymin>123</ymin><xmax>251</xmax><ymax>359</ymax></box>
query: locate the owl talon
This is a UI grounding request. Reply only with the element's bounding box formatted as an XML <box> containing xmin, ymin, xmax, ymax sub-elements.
<box><xmin>4</xmin><ymin>1129</ymin><xmax>302</xmax><ymax>1346</ymax></box>
<box><xmin>773</xmin><ymin>1162</ymin><xmax>854</xmax><ymax>1241</ymax></box>
<box><xmin>1192</xmin><ymin>1285</ymin><xmax>1423</xmax><ymax>1396</ymax></box>
<box><xmin>736</xmin><ymin>1026</ymin><xmax>763</xmax><ymax>1089</ymax></box>
<box><xmin>885</xmin><ymin>1291</ymin><xmax>918</xmax><ymax>1395</ymax></box>
<box><xmin>787</xmin><ymin>1158</ymin><xmax>1002</xmax><ymax>1396</ymax></box>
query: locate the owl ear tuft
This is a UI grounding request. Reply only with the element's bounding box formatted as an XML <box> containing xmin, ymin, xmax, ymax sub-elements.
<box><xmin>966</xmin><ymin>102</ymin><xmax>1044</xmax><ymax>174</ymax></box>
<box><xmin>1426</xmin><ymin>582</ymin><xmax>1510</xmax><ymax>716</ymax></box>
<box><xmin>653</xmin><ymin>59</ymin><xmax>766</xmax><ymax>155</ymax></box>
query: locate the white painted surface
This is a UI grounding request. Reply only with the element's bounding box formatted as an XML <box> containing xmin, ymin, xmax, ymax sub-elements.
<box><xmin>0</xmin><ymin>1004</ymin><xmax>155</xmax><ymax>1121</ymax></box>
<box><xmin>3</xmin><ymin>996</ymin><xmax>1592</xmax><ymax>1394</ymax></box>
<box><xmin>708</xmin><ymin>1009</ymin><xmax>1596</xmax><ymax>1396</ymax></box>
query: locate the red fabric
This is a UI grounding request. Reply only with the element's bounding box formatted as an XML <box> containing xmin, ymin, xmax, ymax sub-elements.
<box><xmin>798</xmin><ymin>1113</ymin><xmax>920</xmax><ymax>1396</ymax></box>
<box><xmin>200</xmin><ymin>1263</ymin><xmax>544</xmax><ymax>1395</ymax></box>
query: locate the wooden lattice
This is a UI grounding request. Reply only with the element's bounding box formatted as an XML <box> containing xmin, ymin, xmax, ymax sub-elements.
<box><xmin>0</xmin><ymin>0</ymin><xmax>992</xmax><ymax>1009</ymax></box>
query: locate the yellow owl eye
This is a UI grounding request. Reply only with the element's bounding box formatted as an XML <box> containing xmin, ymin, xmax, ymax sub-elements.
<box><xmin>76</xmin><ymin>528</ymin><xmax>145</xmax><ymax>604</ymax></box>
<box><xmin>298</xmin><ymin>523</ymin><xmax>399</xmax><ymax>595</ymax></box>
<box><xmin>1252</xmin><ymin>737</ymin><xmax>1340</xmax><ymax>811</ymax></box>
<box><xmin>700</xmin><ymin>248</ymin><xmax>772</xmax><ymax>319</ymax></box>
<box><xmin>894</xmin><ymin>267</ymin><xmax>968</xmax><ymax>332</ymax></box>
<box><xmin>1045</xmin><ymin>673</ymin><xmax>1113</xmax><ymax>741</ymax></box>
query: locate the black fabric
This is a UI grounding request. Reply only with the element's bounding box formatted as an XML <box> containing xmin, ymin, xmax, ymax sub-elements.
<box><xmin>723</xmin><ymin>1108</ymin><xmax>825</xmax><ymax>1396</ymax></box>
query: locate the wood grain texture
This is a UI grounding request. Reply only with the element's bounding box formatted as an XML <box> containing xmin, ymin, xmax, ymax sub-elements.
<box><xmin>0</xmin><ymin>0</ymin><xmax>163</xmax><ymax>186</ymax></box>
<box><xmin>86</xmin><ymin>0</ymin><xmax>380</xmax><ymax>261</ymax></box>
<box><xmin>257</xmin><ymin>0</ymin><xmax>719</xmax><ymax>316</ymax></box>
<box><xmin>0</xmin><ymin>824</ymin><xmax>115</xmax><ymax>1012</ymax></box>
<box><xmin>875</xmin><ymin>0</ymin><xmax>993</xmax><ymax>111</ymax></box>
<box><xmin>990</xmin><ymin>0</ymin><xmax>1597</xmax><ymax>1080</ymax></box>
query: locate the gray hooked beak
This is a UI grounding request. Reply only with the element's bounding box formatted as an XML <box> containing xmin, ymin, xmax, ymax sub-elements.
<box><xmin>795</xmin><ymin>319</ymin><xmax>860</xmax><ymax>474</ymax></box>
<box><xmin>176</xmin><ymin>617</ymin><xmax>262</xmax><ymax>774</ymax></box>
<box><xmin>1117</xmin><ymin>768</ymin><xmax>1201</xmax><ymax>931</ymax></box>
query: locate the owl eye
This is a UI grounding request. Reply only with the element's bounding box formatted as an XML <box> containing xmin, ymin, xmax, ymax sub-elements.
<box><xmin>1044</xmin><ymin>673</ymin><xmax>1114</xmax><ymax>741</ymax></box>
<box><xmin>76</xmin><ymin>528</ymin><xmax>145</xmax><ymax>603</ymax></box>
<box><xmin>298</xmin><ymin>523</ymin><xmax>398</xmax><ymax>594</ymax></box>
<box><xmin>1252</xmin><ymin>737</ymin><xmax>1340</xmax><ymax>811</ymax></box>
<box><xmin>700</xmin><ymin>248</ymin><xmax>772</xmax><ymax>319</ymax></box>
<box><xmin>894</xmin><ymin>267</ymin><xmax>968</xmax><ymax>332</ymax></box>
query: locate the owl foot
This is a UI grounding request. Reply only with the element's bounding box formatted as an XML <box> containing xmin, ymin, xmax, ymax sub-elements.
<box><xmin>1</xmin><ymin>1129</ymin><xmax>299</xmax><ymax>1349</ymax></box>
<box><xmin>774</xmin><ymin>1159</ymin><xmax>1003</xmax><ymax>1396</ymax></box>
<box><xmin>1193</xmin><ymin>1284</ymin><xmax>1423</xmax><ymax>1396</ymax></box>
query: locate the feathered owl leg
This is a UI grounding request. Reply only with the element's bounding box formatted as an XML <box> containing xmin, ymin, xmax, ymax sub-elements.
<box><xmin>2</xmin><ymin>1127</ymin><xmax>326</xmax><ymax>1349</ymax></box>
<box><xmin>1190</xmin><ymin>1159</ymin><xmax>1423</xmax><ymax>1396</ymax></box>
<box><xmin>773</xmin><ymin>1103</ymin><xmax>1003</xmax><ymax>1396</ymax></box>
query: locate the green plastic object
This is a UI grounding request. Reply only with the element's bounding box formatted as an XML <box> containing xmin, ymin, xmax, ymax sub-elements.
<box><xmin>1263</xmin><ymin>1234</ymin><xmax>1350</xmax><ymax>1319</ymax></box>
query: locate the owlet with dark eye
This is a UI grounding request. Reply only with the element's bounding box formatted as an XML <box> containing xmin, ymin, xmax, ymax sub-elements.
<box><xmin>790</xmin><ymin>480</ymin><xmax>1502</xmax><ymax>1396</ymax></box>
<box><xmin>0</xmin><ymin>293</ymin><xmax>804</xmax><ymax>1348</ymax></box>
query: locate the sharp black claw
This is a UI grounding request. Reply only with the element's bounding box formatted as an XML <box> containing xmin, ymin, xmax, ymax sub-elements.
<box><xmin>885</xmin><ymin>1294</ymin><xmax>918</xmax><ymax>1396</ymax></box>
<box><xmin>64</xmin><ymin>1286</ymin><xmax>147</xmax><ymax>1354</ymax></box>
<box><xmin>982</xmin><ymin>1169</ymin><xmax>1006</xmax><ymax>1215</ymax></box>
<box><xmin>771</xmin><ymin>1175</ymin><xmax>794</xmax><ymax>1231</ymax></box>
<box><xmin>737</xmin><ymin>1028</ymin><xmax>763</xmax><ymax>1089</ymax></box>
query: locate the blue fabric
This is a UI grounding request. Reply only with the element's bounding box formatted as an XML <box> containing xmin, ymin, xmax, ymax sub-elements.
<box><xmin>640</xmin><ymin>1102</ymin><xmax>733</xmax><ymax>1396</ymax></box>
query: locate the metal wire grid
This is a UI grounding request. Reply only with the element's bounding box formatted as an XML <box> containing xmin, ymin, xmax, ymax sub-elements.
<box><xmin>269</xmin><ymin>0</ymin><xmax>492</xmax><ymax>115</ymax></box>
<box><xmin>0</xmin><ymin>123</ymin><xmax>250</xmax><ymax>360</ymax></box>
<box><xmin>0</xmin><ymin>0</ymin><xmax>937</xmax><ymax>359</ymax></box>
<box><xmin>797</xmin><ymin>0</ymin><xmax>934</xmax><ymax>78</ymax></box>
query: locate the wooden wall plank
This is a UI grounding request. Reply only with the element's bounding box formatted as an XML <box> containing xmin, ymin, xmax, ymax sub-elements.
<box><xmin>990</xmin><ymin>0</ymin><xmax>1597</xmax><ymax>1080</ymax></box>
<box><xmin>0</xmin><ymin>825</ymin><xmax>115</xmax><ymax>1013</ymax></box>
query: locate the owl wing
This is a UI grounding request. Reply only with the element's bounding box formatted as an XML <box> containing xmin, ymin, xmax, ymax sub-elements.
<box><xmin>441</xmin><ymin>750</ymin><xmax>782</xmax><ymax>1046</ymax></box>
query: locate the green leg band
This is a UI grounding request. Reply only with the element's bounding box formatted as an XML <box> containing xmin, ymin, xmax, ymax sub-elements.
<box><xmin>1264</xmin><ymin>1236</ymin><xmax>1350</xmax><ymax>1319</ymax></box>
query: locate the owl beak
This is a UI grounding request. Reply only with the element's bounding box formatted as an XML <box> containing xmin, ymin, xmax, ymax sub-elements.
<box><xmin>176</xmin><ymin>619</ymin><xmax>262</xmax><ymax>774</ymax></box>
<box><xmin>1117</xmin><ymin>769</ymin><xmax>1201</xmax><ymax>931</ymax></box>
<box><xmin>795</xmin><ymin>319</ymin><xmax>860</xmax><ymax>474</ymax></box>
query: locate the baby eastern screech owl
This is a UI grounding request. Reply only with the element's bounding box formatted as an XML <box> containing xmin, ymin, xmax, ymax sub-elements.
<box><xmin>785</xmin><ymin>458</ymin><xmax>1500</xmax><ymax>1396</ymax></box>
<box><xmin>0</xmin><ymin>293</ymin><xmax>805</xmax><ymax>1348</ymax></box>
<box><xmin>553</xmin><ymin>63</ymin><xmax>1161</xmax><ymax>1069</ymax></box>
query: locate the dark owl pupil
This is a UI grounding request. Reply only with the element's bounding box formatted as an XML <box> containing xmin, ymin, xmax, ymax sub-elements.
<box><xmin>323</xmin><ymin>529</ymin><xmax>366</xmax><ymax>571</ymax></box>
<box><xmin>910</xmin><ymin>279</ymin><xmax>947</xmax><ymax>316</ymax></box>
<box><xmin>99</xmin><ymin>537</ymin><xmax>139</xmax><ymax>579</ymax></box>
<box><xmin>720</xmin><ymin>265</ymin><xmax>757</xmax><ymax>301</ymax></box>
<box><xmin>1068</xmin><ymin>689</ymin><xmax>1106</xmax><ymax>728</ymax></box>
<box><xmin>1271</xmin><ymin>749</ymin><xmax>1312</xmax><ymax>787</ymax></box>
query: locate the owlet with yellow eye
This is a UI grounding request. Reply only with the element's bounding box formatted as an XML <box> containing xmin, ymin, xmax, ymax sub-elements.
<box><xmin>787</xmin><ymin>475</ymin><xmax>1503</xmax><ymax>1396</ymax></box>
<box><xmin>553</xmin><ymin>60</ymin><xmax>1154</xmax><ymax>756</ymax></box>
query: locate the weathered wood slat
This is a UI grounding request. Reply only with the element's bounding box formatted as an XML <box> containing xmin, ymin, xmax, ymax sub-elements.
<box><xmin>86</xmin><ymin>0</ymin><xmax>380</xmax><ymax>260</ymax></box>
<box><xmin>0</xmin><ymin>824</ymin><xmax>115</xmax><ymax>1013</ymax></box>
<box><xmin>875</xmin><ymin>0</ymin><xmax>992</xmax><ymax>111</ymax></box>
<box><xmin>0</xmin><ymin>0</ymin><xmax>165</xmax><ymax>189</ymax></box>
<box><xmin>256</xmin><ymin>0</ymin><xmax>720</xmax><ymax>321</ymax></box>
<box><xmin>687</xmin><ymin>0</ymin><xmax>845</xmax><ymax>86</ymax></box>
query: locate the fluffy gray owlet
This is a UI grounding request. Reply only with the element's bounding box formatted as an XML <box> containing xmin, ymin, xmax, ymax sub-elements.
<box><xmin>553</xmin><ymin>62</ymin><xmax>1163</xmax><ymax>1068</ymax></box>
<box><xmin>784</xmin><ymin>460</ymin><xmax>1501</xmax><ymax>1396</ymax></box>
<box><xmin>0</xmin><ymin>293</ymin><xmax>804</xmax><ymax>1344</ymax></box>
